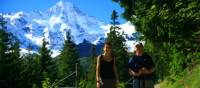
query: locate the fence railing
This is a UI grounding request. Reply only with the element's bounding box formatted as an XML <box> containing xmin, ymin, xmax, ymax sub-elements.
<box><xmin>51</xmin><ymin>63</ymin><xmax>78</xmax><ymax>88</ymax></box>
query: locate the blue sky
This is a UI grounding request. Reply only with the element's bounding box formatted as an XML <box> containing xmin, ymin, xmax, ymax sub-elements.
<box><xmin>0</xmin><ymin>0</ymin><xmax>126</xmax><ymax>24</ymax></box>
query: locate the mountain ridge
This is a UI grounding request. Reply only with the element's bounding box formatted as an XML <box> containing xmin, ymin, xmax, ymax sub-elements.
<box><xmin>1</xmin><ymin>1</ymin><xmax>138</xmax><ymax>57</ymax></box>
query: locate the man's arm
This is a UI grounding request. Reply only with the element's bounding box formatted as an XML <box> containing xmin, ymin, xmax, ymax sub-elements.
<box><xmin>140</xmin><ymin>54</ymin><xmax>155</xmax><ymax>75</ymax></box>
<box><xmin>140</xmin><ymin>67</ymin><xmax>155</xmax><ymax>75</ymax></box>
<box><xmin>129</xmin><ymin>68</ymin><xmax>141</xmax><ymax>77</ymax></box>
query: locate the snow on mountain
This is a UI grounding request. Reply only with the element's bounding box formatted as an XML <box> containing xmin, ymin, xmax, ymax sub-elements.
<box><xmin>1</xmin><ymin>1</ymin><xmax>139</xmax><ymax>57</ymax></box>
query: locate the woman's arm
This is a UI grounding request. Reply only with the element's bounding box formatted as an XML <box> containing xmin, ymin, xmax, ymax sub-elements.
<box><xmin>96</xmin><ymin>56</ymin><xmax>101</xmax><ymax>88</ymax></box>
<box><xmin>96</xmin><ymin>56</ymin><xmax>101</xmax><ymax>82</ymax></box>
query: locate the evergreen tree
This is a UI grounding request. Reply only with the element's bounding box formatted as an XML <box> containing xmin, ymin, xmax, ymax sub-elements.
<box><xmin>58</xmin><ymin>30</ymin><xmax>80</xmax><ymax>87</ymax></box>
<box><xmin>0</xmin><ymin>15</ymin><xmax>22</xmax><ymax>88</ymax></box>
<box><xmin>37</xmin><ymin>38</ymin><xmax>57</xmax><ymax>87</ymax></box>
<box><xmin>113</xmin><ymin>0</ymin><xmax>200</xmax><ymax>82</ymax></box>
<box><xmin>106</xmin><ymin>10</ymin><xmax>129</xmax><ymax>81</ymax></box>
<box><xmin>86</xmin><ymin>44</ymin><xmax>97</xmax><ymax>88</ymax></box>
<box><xmin>21</xmin><ymin>52</ymin><xmax>41</xmax><ymax>88</ymax></box>
<box><xmin>39</xmin><ymin>38</ymin><xmax>52</xmax><ymax>74</ymax></box>
<box><xmin>0</xmin><ymin>15</ymin><xmax>8</xmax><ymax>63</ymax></box>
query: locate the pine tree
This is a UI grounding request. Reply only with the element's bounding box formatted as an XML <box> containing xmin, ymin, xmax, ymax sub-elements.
<box><xmin>0</xmin><ymin>15</ymin><xmax>7</xmax><ymax>61</ymax></box>
<box><xmin>0</xmin><ymin>15</ymin><xmax>22</xmax><ymax>88</ymax></box>
<box><xmin>37</xmin><ymin>38</ymin><xmax>57</xmax><ymax>87</ymax></box>
<box><xmin>113</xmin><ymin>0</ymin><xmax>200</xmax><ymax>82</ymax></box>
<box><xmin>21</xmin><ymin>52</ymin><xmax>41</xmax><ymax>88</ymax></box>
<box><xmin>86</xmin><ymin>44</ymin><xmax>97</xmax><ymax>88</ymax></box>
<box><xmin>58</xmin><ymin>30</ymin><xmax>80</xmax><ymax>87</ymax></box>
<box><xmin>106</xmin><ymin>10</ymin><xmax>129</xmax><ymax>81</ymax></box>
<box><xmin>39</xmin><ymin>39</ymin><xmax>52</xmax><ymax>74</ymax></box>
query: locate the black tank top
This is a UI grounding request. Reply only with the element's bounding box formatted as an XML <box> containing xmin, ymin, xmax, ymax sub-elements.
<box><xmin>100</xmin><ymin>55</ymin><xmax>115</xmax><ymax>79</ymax></box>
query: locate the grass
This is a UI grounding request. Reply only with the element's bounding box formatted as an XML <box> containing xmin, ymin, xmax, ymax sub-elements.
<box><xmin>159</xmin><ymin>64</ymin><xmax>200</xmax><ymax>88</ymax></box>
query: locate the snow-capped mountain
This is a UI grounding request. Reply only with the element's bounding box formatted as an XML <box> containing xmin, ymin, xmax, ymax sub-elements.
<box><xmin>1</xmin><ymin>1</ymin><xmax>139</xmax><ymax>57</ymax></box>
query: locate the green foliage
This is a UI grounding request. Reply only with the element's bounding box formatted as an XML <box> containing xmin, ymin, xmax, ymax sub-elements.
<box><xmin>160</xmin><ymin>64</ymin><xmax>200</xmax><ymax>88</ymax></box>
<box><xmin>57</xmin><ymin>30</ymin><xmax>80</xmax><ymax>86</ymax></box>
<box><xmin>168</xmin><ymin>47</ymin><xmax>186</xmax><ymax>81</ymax></box>
<box><xmin>118</xmin><ymin>82</ymin><xmax>126</xmax><ymax>88</ymax></box>
<box><xmin>42</xmin><ymin>75</ymin><xmax>58</xmax><ymax>88</ymax></box>
<box><xmin>0</xmin><ymin>15</ymin><xmax>23</xmax><ymax>88</ymax></box>
<box><xmin>79</xmin><ymin>79</ymin><xmax>87</xmax><ymax>88</ymax></box>
<box><xmin>21</xmin><ymin>53</ymin><xmax>41</xmax><ymax>88</ymax></box>
<box><xmin>32</xmin><ymin>84</ymin><xmax>38</xmax><ymax>88</ymax></box>
<box><xmin>39</xmin><ymin>39</ymin><xmax>54</xmax><ymax>74</ymax></box>
<box><xmin>80</xmin><ymin>45</ymin><xmax>97</xmax><ymax>88</ymax></box>
<box><xmin>37</xmin><ymin>38</ymin><xmax>57</xmax><ymax>87</ymax></box>
<box><xmin>85</xmin><ymin>57</ymin><xmax>96</xmax><ymax>88</ymax></box>
<box><xmin>114</xmin><ymin>0</ymin><xmax>200</xmax><ymax>83</ymax></box>
<box><xmin>106</xmin><ymin>10</ymin><xmax>129</xmax><ymax>81</ymax></box>
<box><xmin>42</xmin><ymin>77</ymin><xmax>51</xmax><ymax>88</ymax></box>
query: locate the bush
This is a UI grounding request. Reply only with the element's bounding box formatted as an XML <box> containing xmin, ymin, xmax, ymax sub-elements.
<box><xmin>160</xmin><ymin>64</ymin><xmax>200</xmax><ymax>88</ymax></box>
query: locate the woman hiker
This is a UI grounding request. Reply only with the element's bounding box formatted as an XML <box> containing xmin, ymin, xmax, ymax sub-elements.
<box><xmin>96</xmin><ymin>42</ymin><xmax>119</xmax><ymax>88</ymax></box>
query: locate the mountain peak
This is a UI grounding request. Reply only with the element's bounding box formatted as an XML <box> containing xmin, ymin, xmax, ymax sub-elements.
<box><xmin>1</xmin><ymin>1</ymin><xmax>138</xmax><ymax>57</ymax></box>
<box><xmin>48</xmin><ymin>1</ymin><xmax>76</xmax><ymax>14</ymax></box>
<box><xmin>56</xmin><ymin>1</ymin><xmax>74</xmax><ymax>8</ymax></box>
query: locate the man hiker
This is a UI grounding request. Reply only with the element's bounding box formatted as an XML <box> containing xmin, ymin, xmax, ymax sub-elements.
<box><xmin>128</xmin><ymin>43</ymin><xmax>155</xmax><ymax>88</ymax></box>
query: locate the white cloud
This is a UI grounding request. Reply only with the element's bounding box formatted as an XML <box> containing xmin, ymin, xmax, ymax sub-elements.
<box><xmin>101</xmin><ymin>22</ymin><xmax>141</xmax><ymax>52</ymax></box>
<box><xmin>100</xmin><ymin>21</ymin><xmax>136</xmax><ymax>37</ymax></box>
